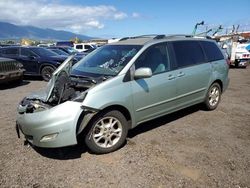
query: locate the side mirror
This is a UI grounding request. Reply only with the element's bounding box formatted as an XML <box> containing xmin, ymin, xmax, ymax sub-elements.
<box><xmin>29</xmin><ymin>55</ymin><xmax>36</xmax><ymax>60</ymax></box>
<box><xmin>134</xmin><ymin>67</ymin><xmax>152</xmax><ymax>79</ymax></box>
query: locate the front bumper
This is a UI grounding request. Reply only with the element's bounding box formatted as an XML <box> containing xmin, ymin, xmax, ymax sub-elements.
<box><xmin>0</xmin><ymin>69</ymin><xmax>24</xmax><ymax>83</ymax></box>
<box><xmin>16</xmin><ymin>101</ymin><xmax>83</xmax><ymax>148</ymax></box>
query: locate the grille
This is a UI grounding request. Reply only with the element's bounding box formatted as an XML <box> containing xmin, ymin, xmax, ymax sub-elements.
<box><xmin>0</xmin><ymin>60</ymin><xmax>20</xmax><ymax>73</ymax></box>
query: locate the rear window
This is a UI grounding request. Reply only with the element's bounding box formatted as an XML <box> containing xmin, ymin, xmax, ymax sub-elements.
<box><xmin>172</xmin><ymin>41</ymin><xmax>205</xmax><ymax>68</ymax></box>
<box><xmin>200</xmin><ymin>41</ymin><xmax>224</xmax><ymax>62</ymax></box>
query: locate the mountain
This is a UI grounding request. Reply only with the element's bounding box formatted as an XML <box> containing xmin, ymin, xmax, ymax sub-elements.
<box><xmin>0</xmin><ymin>22</ymin><xmax>93</xmax><ymax>40</ymax></box>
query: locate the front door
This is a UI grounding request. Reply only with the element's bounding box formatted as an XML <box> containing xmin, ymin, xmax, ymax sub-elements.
<box><xmin>131</xmin><ymin>43</ymin><xmax>178</xmax><ymax>124</ymax></box>
<box><xmin>19</xmin><ymin>48</ymin><xmax>39</xmax><ymax>74</ymax></box>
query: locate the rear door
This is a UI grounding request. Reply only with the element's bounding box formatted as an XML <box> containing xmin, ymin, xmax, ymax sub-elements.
<box><xmin>130</xmin><ymin>42</ymin><xmax>178</xmax><ymax>124</ymax></box>
<box><xmin>170</xmin><ymin>40</ymin><xmax>211</xmax><ymax>108</ymax></box>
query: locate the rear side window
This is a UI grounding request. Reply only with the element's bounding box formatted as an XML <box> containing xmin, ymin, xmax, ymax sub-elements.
<box><xmin>0</xmin><ymin>49</ymin><xmax>5</xmax><ymax>54</ymax></box>
<box><xmin>200</xmin><ymin>41</ymin><xmax>224</xmax><ymax>62</ymax></box>
<box><xmin>5</xmin><ymin>48</ymin><xmax>19</xmax><ymax>55</ymax></box>
<box><xmin>172</xmin><ymin>41</ymin><xmax>205</xmax><ymax>68</ymax></box>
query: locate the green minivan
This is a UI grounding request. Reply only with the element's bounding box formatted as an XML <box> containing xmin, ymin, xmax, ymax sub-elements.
<box><xmin>16</xmin><ymin>35</ymin><xmax>229</xmax><ymax>154</ymax></box>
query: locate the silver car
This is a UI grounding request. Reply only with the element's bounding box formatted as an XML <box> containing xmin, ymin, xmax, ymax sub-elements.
<box><xmin>16</xmin><ymin>35</ymin><xmax>229</xmax><ymax>154</ymax></box>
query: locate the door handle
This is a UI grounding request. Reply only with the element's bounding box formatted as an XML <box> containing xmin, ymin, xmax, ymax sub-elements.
<box><xmin>177</xmin><ymin>72</ymin><xmax>185</xmax><ymax>77</ymax></box>
<box><xmin>168</xmin><ymin>75</ymin><xmax>175</xmax><ymax>80</ymax></box>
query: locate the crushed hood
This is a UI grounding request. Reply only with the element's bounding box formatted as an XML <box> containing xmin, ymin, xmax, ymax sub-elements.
<box><xmin>27</xmin><ymin>55</ymin><xmax>75</xmax><ymax>102</ymax></box>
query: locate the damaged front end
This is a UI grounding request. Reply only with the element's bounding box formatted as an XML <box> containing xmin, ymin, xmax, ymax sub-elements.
<box><xmin>16</xmin><ymin>55</ymin><xmax>99</xmax><ymax>148</ymax></box>
<box><xmin>18</xmin><ymin>55</ymin><xmax>95</xmax><ymax>113</ymax></box>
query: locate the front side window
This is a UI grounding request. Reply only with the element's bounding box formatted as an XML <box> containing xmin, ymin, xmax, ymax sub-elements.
<box><xmin>71</xmin><ymin>45</ymin><xmax>142</xmax><ymax>76</ymax></box>
<box><xmin>135</xmin><ymin>43</ymin><xmax>170</xmax><ymax>74</ymax></box>
<box><xmin>21</xmin><ymin>48</ymin><xmax>37</xmax><ymax>57</ymax></box>
<box><xmin>172</xmin><ymin>41</ymin><xmax>205</xmax><ymax>68</ymax></box>
<box><xmin>31</xmin><ymin>48</ymin><xmax>58</xmax><ymax>57</ymax></box>
<box><xmin>85</xmin><ymin>45</ymin><xmax>91</xmax><ymax>50</ymax></box>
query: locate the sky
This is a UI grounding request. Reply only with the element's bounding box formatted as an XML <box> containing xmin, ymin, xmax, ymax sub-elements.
<box><xmin>0</xmin><ymin>0</ymin><xmax>249</xmax><ymax>38</ymax></box>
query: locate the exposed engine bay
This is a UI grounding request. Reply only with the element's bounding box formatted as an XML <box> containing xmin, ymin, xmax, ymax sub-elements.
<box><xmin>18</xmin><ymin>72</ymin><xmax>109</xmax><ymax>114</ymax></box>
<box><xmin>18</xmin><ymin>55</ymin><xmax>108</xmax><ymax>114</ymax></box>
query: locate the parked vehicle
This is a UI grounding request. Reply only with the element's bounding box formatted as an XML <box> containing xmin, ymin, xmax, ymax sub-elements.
<box><xmin>48</xmin><ymin>46</ymin><xmax>86</xmax><ymax>61</ymax></box>
<box><xmin>0</xmin><ymin>46</ymin><xmax>69</xmax><ymax>81</ymax></box>
<box><xmin>73</xmin><ymin>43</ymin><xmax>96</xmax><ymax>52</ymax></box>
<box><xmin>0</xmin><ymin>57</ymin><xmax>24</xmax><ymax>84</ymax></box>
<box><xmin>47</xmin><ymin>48</ymin><xmax>70</xmax><ymax>56</ymax></box>
<box><xmin>56</xmin><ymin>41</ymin><xmax>74</xmax><ymax>47</ymax></box>
<box><xmin>16</xmin><ymin>35</ymin><xmax>229</xmax><ymax>154</ymax></box>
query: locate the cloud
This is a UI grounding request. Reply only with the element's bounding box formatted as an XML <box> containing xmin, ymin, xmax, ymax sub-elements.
<box><xmin>0</xmin><ymin>0</ymin><xmax>128</xmax><ymax>33</ymax></box>
<box><xmin>132</xmin><ymin>12</ymin><xmax>141</xmax><ymax>18</ymax></box>
<box><xmin>114</xmin><ymin>12</ymin><xmax>128</xmax><ymax>20</ymax></box>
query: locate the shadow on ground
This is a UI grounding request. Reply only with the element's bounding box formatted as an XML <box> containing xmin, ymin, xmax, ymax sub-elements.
<box><xmin>128</xmin><ymin>104</ymin><xmax>201</xmax><ymax>138</ymax></box>
<box><xmin>33</xmin><ymin>142</ymin><xmax>88</xmax><ymax>160</ymax></box>
<box><xmin>0</xmin><ymin>80</ymin><xmax>30</xmax><ymax>90</ymax></box>
<box><xmin>32</xmin><ymin>104</ymin><xmax>202</xmax><ymax>160</ymax></box>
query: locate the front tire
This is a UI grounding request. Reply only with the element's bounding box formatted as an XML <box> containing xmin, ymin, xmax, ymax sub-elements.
<box><xmin>41</xmin><ymin>66</ymin><xmax>55</xmax><ymax>81</ymax></box>
<box><xmin>204</xmin><ymin>83</ymin><xmax>221</xmax><ymax>111</ymax></box>
<box><xmin>84</xmin><ymin>110</ymin><xmax>128</xmax><ymax>154</ymax></box>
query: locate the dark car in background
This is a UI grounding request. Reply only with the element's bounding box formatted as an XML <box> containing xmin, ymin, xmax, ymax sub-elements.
<box><xmin>0</xmin><ymin>57</ymin><xmax>24</xmax><ymax>84</ymax></box>
<box><xmin>0</xmin><ymin>46</ymin><xmax>69</xmax><ymax>81</ymax></box>
<box><xmin>49</xmin><ymin>46</ymin><xmax>78</xmax><ymax>54</ymax></box>
<box><xmin>48</xmin><ymin>48</ymin><xmax>69</xmax><ymax>56</ymax></box>
<box><xmin>48</xmin><ymin>46</ymin><xmax>86</xmax><ymax>61</ymax></box>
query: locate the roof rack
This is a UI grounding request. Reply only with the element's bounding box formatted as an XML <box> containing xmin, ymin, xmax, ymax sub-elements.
<box><xmin>119</xmin><ymin>34</ymin><xmax>165</xmax><ymax>41</ymax></box>
<box><xmin>165</xmin><ymin>34</ymin><xmax>194</xmax><ymax>38</ymax></box>
<box><xmin>119</xmin><ymin>34</ymin><xmax>199</xmax><ymax>41</ymax></box>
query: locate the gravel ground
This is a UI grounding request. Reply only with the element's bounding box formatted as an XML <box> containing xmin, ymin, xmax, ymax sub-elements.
<box><xmin>0</xmin><ymin>68</ymin><xmax>249</xmax><ymax>188</ymax></box>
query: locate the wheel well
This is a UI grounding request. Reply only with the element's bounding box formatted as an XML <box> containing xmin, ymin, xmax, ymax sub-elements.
<box><xmin>212</xmin><ymin>79</ymin><xmax>223</xmax><ymax>91</ymax></box>
<box><xmin>76</xmin><ymin>105</ymin><xmax>132</xmax><ymax>137</ymax></box>
<box><xmin>101</xmin><ymin>105</ymin><xmax>132</xmax><ymax>129</ymax></box>
<box><xmin>39</xmin><ymin>64</ymin><xmax>56</xmax><ymax>74</ymax></box>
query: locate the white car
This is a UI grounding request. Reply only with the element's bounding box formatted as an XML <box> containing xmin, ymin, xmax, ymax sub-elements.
<box><xmin>73</xmin><ymin>43</ymin><xmax>96</xmax><ymax>52</ymax></box>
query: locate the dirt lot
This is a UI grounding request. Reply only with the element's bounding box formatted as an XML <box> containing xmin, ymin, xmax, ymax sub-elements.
<box><xmin>0</xmin><ymin>68</ymin><xmax>249</xmax><ymax>188</ymax></box>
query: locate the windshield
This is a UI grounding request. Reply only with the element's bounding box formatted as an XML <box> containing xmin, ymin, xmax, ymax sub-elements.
<box><xmin>32</xmin><ymin>48</ymin><xmax>58</xmax><ymax>57</ymax></box>
<box><xmin>71</xmin><ymin>45</ymin><xmax>141</xmax><ymax>76</ymax></box>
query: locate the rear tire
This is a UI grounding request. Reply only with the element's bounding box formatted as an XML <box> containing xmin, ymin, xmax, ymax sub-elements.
<box><xmin>204</xmin><ymin>83</ymin><xmax>221</xmax><ymax>111</ymax></box>
<box><xmin>41</xmin><ymin>66</ymin><xmax>55</xmax><ymax>81</ymax></box>
<box><xmin>84</xmin><ymin>110</ymin><xmax>128</xmax><ymax>154</ymax></box>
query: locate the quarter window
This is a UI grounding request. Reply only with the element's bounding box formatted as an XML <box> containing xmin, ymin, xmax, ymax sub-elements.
<box><xmin>200</xmin><ymin>41</ymin><xmax>224</xmax><ymax>62</ymax></box>
<box><xmin>172</xmin><ymin>41</ymin><xmax>205</xmax><ymax>68</ymax></box>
